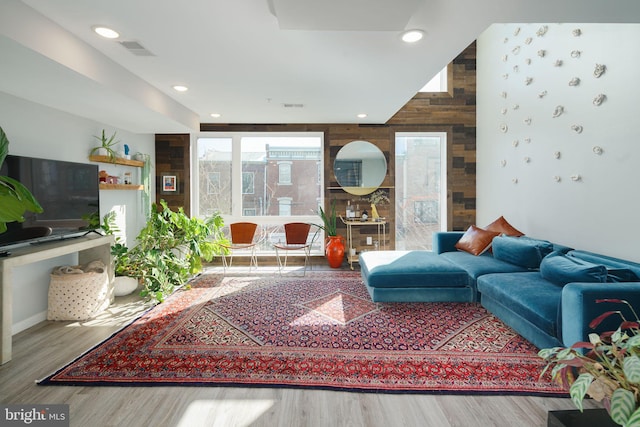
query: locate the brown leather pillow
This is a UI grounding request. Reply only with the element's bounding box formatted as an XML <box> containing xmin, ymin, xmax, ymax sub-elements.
<box><xmin>455</xmin><ymin>225</ymin><xmax>501</xmax><ymax>256</ymax></box>
<box><xmin>485</xmin><ymin>216</ymin><xmax>524</xmax><ymax>237</ymax></box>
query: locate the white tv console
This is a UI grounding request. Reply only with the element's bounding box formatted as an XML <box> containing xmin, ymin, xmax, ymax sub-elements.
<box><xmin>0</xmin><ymin>234</ymin><xmax>113</xmax><ymax>364</ymax></box>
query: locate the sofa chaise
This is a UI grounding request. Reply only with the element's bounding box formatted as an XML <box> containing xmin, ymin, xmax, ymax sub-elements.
<box><xmin>359</xmin><ymin>221</ymin><xmax>640</xmax><ymax>349</ymax></box>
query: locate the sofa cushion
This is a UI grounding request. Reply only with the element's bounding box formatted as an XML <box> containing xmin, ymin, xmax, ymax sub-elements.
<box><xmin>360</xmin><ymin>251</ymin><xmax>469</xmax><ymax>289</ymax></box>
<box><xmin>491</xmin><ymin>236</ymin><xmax>554</xmax><ymax>269</ymax></box>
<box><xmin>607</xmin><ymin>268</ymin><xmax>640</xmax><ymax>282</ymax></box>
<box><xmin>540</xmin><ymin>252</ymin><xmax>608</xmax><ymax>286</ymax></box>
<box><xmin>440</xmin><ymin>251</ymin><xmax>528</xmax><ymax>282</ymax></box>
<box><xmin>477</xmin><ymin>272</ymin><xmax>562</xmax><ymax>338</ymax></box>
<box><xmin>454</xmin><ymin>225</ymin><xmax>500</xmax><ymax>256</ymax></box>
<box><xmin>485</xmin><ymin>216</ymin><xmax>524</xmax><ymax>237</ymax></box>
<box><xmin>568</xmin><ymin>250</ymin><xmax>640</xmax><ymax>282</ymax></box>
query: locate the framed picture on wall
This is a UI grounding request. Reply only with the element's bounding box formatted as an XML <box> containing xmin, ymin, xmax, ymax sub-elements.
<box><xmin>162</xmin><ymin>175</ymin><xmax>177</xmax><ymax>193</ymax></box>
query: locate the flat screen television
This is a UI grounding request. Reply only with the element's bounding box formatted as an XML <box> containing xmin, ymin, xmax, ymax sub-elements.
<box><xmin>0</xmin><ymin>154</ymin><xmax>100</xmax><ymax>248</ymax></box>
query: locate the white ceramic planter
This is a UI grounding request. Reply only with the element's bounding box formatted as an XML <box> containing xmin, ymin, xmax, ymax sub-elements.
<box><xmin>113</xmin><ymin>276</ymin><xmax>138</xmax><ymax>296</ymax></box>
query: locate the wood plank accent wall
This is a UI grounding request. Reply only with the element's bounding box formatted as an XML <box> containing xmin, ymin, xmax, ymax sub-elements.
<box><xmin>197</xmin><ymin>42</ymin><xmax>476</xmax><ymax>248</ymax></box>
<box><xmin>387</xmin><ymin>42</ymin><xmax>477</xmax><ymax>230</ymax></box>
<box><xmin>155</xmin><ymin>134</ymin><xmax>191</xmax><ymax>214</ymax></box>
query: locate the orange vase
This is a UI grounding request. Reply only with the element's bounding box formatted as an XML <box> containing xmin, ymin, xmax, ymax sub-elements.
<box><xmin>325</xmin><ymin>235</ymin><xmax>345</xmax><ymax>268</ymax></box>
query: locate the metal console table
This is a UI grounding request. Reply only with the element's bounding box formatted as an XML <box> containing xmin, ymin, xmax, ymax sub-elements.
<box><xmin>340</xmin><ymin>217</ymin><xmax>386</xmax><ymax>269</ymax></box>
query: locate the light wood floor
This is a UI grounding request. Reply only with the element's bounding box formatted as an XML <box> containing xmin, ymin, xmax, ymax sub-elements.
<box><xmin>0</xmin><ymin>267</ymin><xmax>600</xmax><ymax>427</ymax></box>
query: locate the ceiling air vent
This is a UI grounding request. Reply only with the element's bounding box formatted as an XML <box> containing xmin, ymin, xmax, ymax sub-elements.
<box><xmin>283</xmin><ymin>103</ymin><xmax>304</xmax><ymax>108</ymax></box>
<box><xmin>118</xmin><ymin>40</ymin><xmax>155</xmax><ymax>57</ymax></box>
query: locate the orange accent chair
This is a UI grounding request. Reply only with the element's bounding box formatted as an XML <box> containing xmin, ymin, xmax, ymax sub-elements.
<box><xmin>273</xmin><ymin>222</ymin><xmax>314</xmax><ymax>276</ymax></box>
<box><xmin>220</xmin><ymin>222</ymin><xmax>259</xmax><ymax>272</ymax></box>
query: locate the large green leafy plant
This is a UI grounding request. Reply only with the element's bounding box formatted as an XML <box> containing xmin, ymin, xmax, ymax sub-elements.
<box><xmin>539</xmin><ymin>299</ymin><xmax>640</xmax><ymax>427</ymax></box>
<box><xmin>101</xmin><ymin>211</ymin><xmax>136</xmax><ymax>278</ymax></box>
<box><xmin>104</xmin><ymin>200</ymin><xmax>228</xmax><ymax>302</ymax></box>
<box><xmin>0</xmin><ymin>126</ymin><xmax>43</xmax><ymax>234</ymax></box>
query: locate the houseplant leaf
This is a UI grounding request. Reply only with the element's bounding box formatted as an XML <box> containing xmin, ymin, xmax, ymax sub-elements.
<box><xmin>624</xmin><ymin>407</ymin><xmax>640</xmax><ymax>427</ymax></box>
<box><xmin>624</xmin><ymin>355</ymin><xmax>640</xmax><ymax>384</ymax></box>
<box><xmin>0</xmin><ymin>176</ymin><xmax>43</xmax><ymax>214</ymax></box>
<box><xmin>0</xmin><ymin>126</ymin><xmax>8</xmax><ymax>164</ymax></box>
<box><xmin>569</xmin><ymin>373</ymin><xmax>594</xmax><ymax>411</ymax></box>
<box><xmin>610</xmin><ymin>388</ymin><xmax>636</xmax><ymax>425</ymax></box>
<box><xmin>0</xmin><ymin>126</ymin><xmax>44</xmax><ymax>233</ymax></box>
<box><xmin>317</xmin><ymin>199</ymin><xmax>337</xmax><ymax>236</ymax></box>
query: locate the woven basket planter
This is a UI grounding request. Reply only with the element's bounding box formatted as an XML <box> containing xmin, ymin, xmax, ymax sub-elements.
<box><xmin>47</xmin><ymin>260</ymin><xmax>110</xmax><ymax>321</ymax></box>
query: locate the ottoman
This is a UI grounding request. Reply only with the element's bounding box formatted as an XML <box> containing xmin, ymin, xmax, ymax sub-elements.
<box><xmin>359</xmin><ymin>251</ymin><xmax>473</xmax><ymax>302</ymax></box>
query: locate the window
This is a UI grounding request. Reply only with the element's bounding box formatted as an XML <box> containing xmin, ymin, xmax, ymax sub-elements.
<box><xmin>195</xmin><ymin>133</ymin><xmax>324</xmax><ymax>254</ymax></box>
<box><xmin>419</xmin><ymin>66</ymin><xmax>448</xmax><ymax>93</ymax></box>
<box><xmin>395</xmin><ymin>133</ymin><xmax>447</xmax><ymax>250</ymax></box>
<box><xmin>414</xmin><ymin>200</ymin><xmax>439</xmax><ymax>224</ymax></box>
<box><xmin>278</xmin><ymin>198</ymin><xmax>292</xmax><ymax>216</ymax></box>
<box><xmin>207</xmin><ymin>172</ymin><xmax>220</xmax><ymax>195</ymax></box>
<box><xmin>198</xmin><ymin>137</ymin><xmax>232</xmax><ymax>215</ymax></box>
<box><xmin>242</xmin><ymin>172</ymin><xmax>254</xmax><ymax>194</ymax></box>
<box><xmin>278</xmin><ymin>162</ymin><xmax>292</xmax><ymax>185</ymax></box>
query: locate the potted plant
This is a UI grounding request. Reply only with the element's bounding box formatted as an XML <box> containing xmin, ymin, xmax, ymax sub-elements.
<box><xmin>102</xmin><ymin>202</ymin><xmax>228</xmax><ymax>302</ymax></box>
<box><xmin>317</xmin><ymin>199</ymin><xmax>345</xmax><ymax>268</ymax></box>
<box><xmin>129</xmin><ymin>200</ymin><xmax>228</xmax><ymax>302</ymax></box>
<box><xmin>539</xmin><ymin>299</ymin><xmax>640</xmax><ymax>426</ymax></box>
<box><xmin>90</xmin><ymin>129</ymin><xmax>119</xmax><ymax>162</ymax></box>
<box><xmin>0</xmin><ymin>126</ymin><xmax>43</xmax><ymax>235</ymax></box>
<box><xmin>101</xmin><ymin>211</ymin><xmax>139</xmax><ymax>296</ymax></box>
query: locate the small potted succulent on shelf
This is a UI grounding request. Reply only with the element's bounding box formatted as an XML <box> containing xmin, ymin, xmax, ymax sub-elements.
<box><xmin>90</xmin><ymin>129</ymin><xmax>119</xmax><ymax>162</ymax></box>
<box><xmin>539</xmin><ymin>299</ymin><xmax>640</xmax><ymax>426</ymax></box>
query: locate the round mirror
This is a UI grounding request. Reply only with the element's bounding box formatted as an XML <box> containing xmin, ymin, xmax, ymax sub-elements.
<box><xmin>334</xmin><ymin>140</ymin><xmax>387</xmax><ymax>195</ymax></box>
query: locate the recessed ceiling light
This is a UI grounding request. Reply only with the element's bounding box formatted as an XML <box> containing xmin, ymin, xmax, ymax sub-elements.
<box><xmin>401</xmin><ymin>29</ymin><xmax>424</xmax><ymax>43</ymax></box>
<box><xmin>93</xmin><ymin>26</ymin><xmax>120</xmax><ymax>39</ymax></box>
<box><xmin>210</xmin><ymin>113</ymin><xmax>221</xmax><ymax>118</ymax></box>
<box><xmin>172</xmin><ymin>85</ymin><xmax>189</xmax><ymax>92</ymax></box>
<box><xmin>357</xmin><ymin>113</ymin><xmax>368</xmax><ymax>118</ymax></box>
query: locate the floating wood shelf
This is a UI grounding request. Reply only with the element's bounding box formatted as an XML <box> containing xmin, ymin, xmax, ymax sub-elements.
<box><xmin>99</xmin><ymin>183</ymin><xmax>144</xmax><ymax>191</ymax></box>
<box><xmin>327</xmin><ymin>186</ymin><xmax>395</xmax><ymax>190</ymax></box>
<box><xmin>89</xmin><ymin>155</ymin><xmax>144</xmax><ymax>168</ymax></box>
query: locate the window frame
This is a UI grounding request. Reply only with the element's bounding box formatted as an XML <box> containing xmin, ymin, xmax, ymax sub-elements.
<box><xmin>415</xmin><ymin>64</ymin><xmax>454</xmax><ymax>98</ymax></box>
<box><xmin>394</xmin><ymin>132</ymin><xmax>448</xmax><ymax>250</ymax></box>
<box><xmin>193</xmin><ymin>132</ymin><xmax>325</xmax><ymax>254</ymax></box>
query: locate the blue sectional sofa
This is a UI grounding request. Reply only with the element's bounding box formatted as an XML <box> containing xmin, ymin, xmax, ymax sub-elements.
<box><xmin>359</xmin><ymin>231</ymin><xmax>640</xmax><ymax>349</ymax></box>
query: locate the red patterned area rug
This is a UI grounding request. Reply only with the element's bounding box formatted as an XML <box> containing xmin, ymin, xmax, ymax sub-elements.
<box><xmin>39</xmin><ymin>271</ymin><xmax>565</xmax><ymax>395</ymax></box>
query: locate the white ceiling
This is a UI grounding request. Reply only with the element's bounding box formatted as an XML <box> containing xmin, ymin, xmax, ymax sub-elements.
<box><xmin>1</xmin><ymin>0</ymin><xmax>639</xmax><ymax>133</ymax></box>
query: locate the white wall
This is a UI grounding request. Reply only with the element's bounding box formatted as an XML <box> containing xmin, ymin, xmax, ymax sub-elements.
<box><xmin>0</xmin><ymin>91</ymin><xmax>155</xmax><ymax>333</ymax></box>
<box><xmin>477</xmin><ymin>24</ymin><xmax>640</xmax><ymax>262</ymax></box>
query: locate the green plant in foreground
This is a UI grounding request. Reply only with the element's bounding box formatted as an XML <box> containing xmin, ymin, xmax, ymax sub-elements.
<box><xmin>101</xmin><ymin>211</ymin><xmax>136</xmax><ymax>278</ymax></box>
<box><xmin>0</xmin><ymin>126</ymin><xmax>43</xmax><ymax>234</ymax></box>
<box><xmin>539</xmin><ymin>299</ymin><xmax>640</xmax><ymax>426</ymax></box>
<box><xmin>131</xmin><ymin>200</ymin><xmax>228</xmax><ymax>302</ymax></box>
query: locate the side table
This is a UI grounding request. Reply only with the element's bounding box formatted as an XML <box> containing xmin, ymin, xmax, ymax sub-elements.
<box><xmin>340</xmin><ymin>217</ymin><xmax>386</xmax><ymax>269</ymax></box>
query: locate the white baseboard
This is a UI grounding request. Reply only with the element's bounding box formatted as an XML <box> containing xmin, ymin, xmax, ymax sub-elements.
<box><xmin>13</xmin><ymin>311</ymin><xmax>47</xmax><ymax>335</ymax></box>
